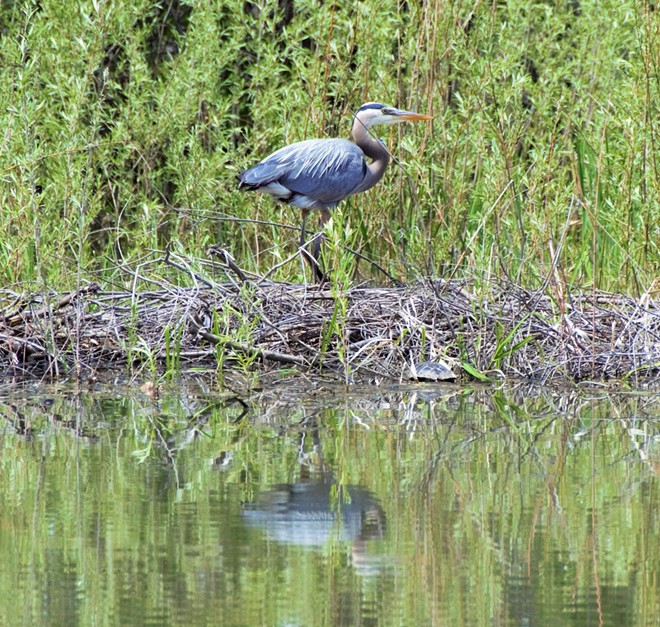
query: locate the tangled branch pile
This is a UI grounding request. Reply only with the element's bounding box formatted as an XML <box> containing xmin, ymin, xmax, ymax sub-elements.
<box><xmin>2</xmin><ymin>273</ymin><xmax>660</xmax><ymax>384</ymax></box>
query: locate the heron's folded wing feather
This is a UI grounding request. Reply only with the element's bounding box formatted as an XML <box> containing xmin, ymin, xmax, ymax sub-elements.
<box><xmin>240</xmin><ymin>139</ymin><xmax>367</xmax><ymax>207</ymax></box>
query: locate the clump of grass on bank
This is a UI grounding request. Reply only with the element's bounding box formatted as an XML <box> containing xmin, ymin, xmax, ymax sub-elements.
<box><xmin>1</xmin><ymin>0</ymin><xmax>659</xmax><ymax>294</ymax></box>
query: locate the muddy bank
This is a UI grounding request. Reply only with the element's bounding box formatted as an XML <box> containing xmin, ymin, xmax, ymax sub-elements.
<box><xmin>2</xmin><ymin>275</ymin><xmax>660</xmax><ymax>384</ymax></box>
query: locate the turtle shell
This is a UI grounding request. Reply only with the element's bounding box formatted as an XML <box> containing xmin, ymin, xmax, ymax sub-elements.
<box><xmin>409</xmin><ymin>360</ymin><xmax>455</xmax><ymax>382</ymax></box>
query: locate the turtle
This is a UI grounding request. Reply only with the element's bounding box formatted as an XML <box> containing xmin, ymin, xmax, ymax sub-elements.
<box><xmin>408</xmin><ymin>359</ymin><xmax>456</xmax><ymax>382</ymax></box>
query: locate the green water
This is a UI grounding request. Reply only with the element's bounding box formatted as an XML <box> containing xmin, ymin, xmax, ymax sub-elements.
<box><xmin>0</xmin><ymin>380</ymin><xmax>658</xmax><ymax>626</ymax></box>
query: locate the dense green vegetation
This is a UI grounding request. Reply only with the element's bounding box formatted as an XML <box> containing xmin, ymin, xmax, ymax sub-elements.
<box><xmin>1</xmin><ymin>0</ymin><xmax>659</xmax><ymax>292</ymax></box>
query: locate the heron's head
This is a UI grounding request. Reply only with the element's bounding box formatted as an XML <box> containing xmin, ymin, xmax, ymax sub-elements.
<box><xmin>355</xmin><ymin>102</ymin><xmax>433</xmax><ymax>129</ymax></box>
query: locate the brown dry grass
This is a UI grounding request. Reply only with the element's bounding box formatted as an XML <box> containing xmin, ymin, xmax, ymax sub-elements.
<box><xmin>3</xmin><ymin>255</ymin><xmax>660</xmax><ymax>385</ymax></box>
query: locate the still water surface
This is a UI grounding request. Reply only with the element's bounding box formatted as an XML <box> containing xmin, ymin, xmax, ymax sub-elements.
<box><xmin>0</xmin><ymin>379</ymin><xmax>659</xmax><ymax>626</ymax></box>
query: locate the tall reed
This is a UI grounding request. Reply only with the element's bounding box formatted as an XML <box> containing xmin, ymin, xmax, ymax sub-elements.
<box><xmin>0</xmin><ymin>0</ymin><xmax>658</xmax><ymax>293</ymax></box>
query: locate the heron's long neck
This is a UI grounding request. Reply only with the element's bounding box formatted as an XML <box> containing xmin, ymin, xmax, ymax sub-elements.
<box><xmin>352</xmin><ymin>119</ymin><xmax>391</xmax><ymax>193</ymax></box>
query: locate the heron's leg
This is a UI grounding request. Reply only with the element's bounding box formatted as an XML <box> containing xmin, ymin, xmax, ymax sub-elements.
<box><xmin>299</xmin><ymin>208</ymin><xmax>309</xmax><ymax>248</ymax></box>
<box><xmin>312</xmin><ymin>209</ymin><xmax>332</xmax><ymax>261</ymax></box>
<box><xmin>299</xmin><ymin>209</ymin><xmax>326</xmax><ymax>283</ymax></box>
<box><xmin>307</xmin><ymin>209</ymin><xmax>331</xmax><ymax>283</ymax></box>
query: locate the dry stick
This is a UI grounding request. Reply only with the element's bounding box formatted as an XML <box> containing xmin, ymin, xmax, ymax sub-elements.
<box><xmin>0</xmin><ymin>332</ymin><xmax>51</xmax><ymax>355</ymax></box>
<box><xmin>207</xmin><ymin>245</ymin><xmax>248</xmax><ymax>283</ymax></box>
<box><xmin>174</xmin><ymin>209</ymin><xmax>301</xmax><ymax>235</ymax></box>
<box><xmin>340</xmin><ymin>242</ymin><xmax>401</xmax><ymax>285</ymax></box>
<box><xmin>177</xmin><ymin>210</ymin><xmax>319</xmax><ymax>280</ymax></box>
<box><xmin>194</xmin><ymin>326</ymin><xmax>308</xmax><ymax>367</ymax></box>
<box><xmin>261</xmin><ymin>237</ymin><xmax>399</xmax><ymax>286</ymax></box>
<box><xmin>5</xmin><ymin>283</ymin><xmax>100</xmax><ymax>327</ymax></box>
<box><xmin>103</xmin><ymin>254</ymin><xmax>178</xmax><ymax>294</ymax></box>
<box><xmin>0</xmin><ymin>332</ymin><xmax>67</xmax><ymax>377</ymax></box>
<box><xmin>260</xmin><ymin>233</ymin><xmax>326</xmax><ymax>283</ymax></box>
<box><xmin>163</xmin><ymin>245</ymin><xmax>216</xmax><ymax>289</ymax></box>
<box><xmin>191</xmin><ymin>207</ymin><xmax>398</xmax><ymax>285</ymax></box>
<box><xmin>260</xmin><ymin>248</ymin><xmax>303</xmax><ymax>282</ymax></box>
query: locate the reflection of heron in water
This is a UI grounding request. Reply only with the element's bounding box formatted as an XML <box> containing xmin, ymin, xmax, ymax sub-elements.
<box><xmin>242</xmin><ymin>481</ymin><xmax>388</xmax><ymax>576</ymax></box>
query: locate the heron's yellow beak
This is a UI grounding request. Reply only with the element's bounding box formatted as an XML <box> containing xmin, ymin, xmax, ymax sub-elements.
<box><xmin>390</xmin><ymin>109</ymin><xmax>433</xmax><ymax>122</ymax></box>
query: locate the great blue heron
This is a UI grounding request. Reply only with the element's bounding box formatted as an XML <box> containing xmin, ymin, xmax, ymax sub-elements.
<box><xmin>237</xmin><ymin>102</ymin><xmax>433</xmax><ymax>279</ymax></box>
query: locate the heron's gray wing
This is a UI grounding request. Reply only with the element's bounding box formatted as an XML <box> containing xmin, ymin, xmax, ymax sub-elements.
<box><xmin>239</xmin><ymin>139</ymin><xmax>367</xmax><ymax>207</ymax></box>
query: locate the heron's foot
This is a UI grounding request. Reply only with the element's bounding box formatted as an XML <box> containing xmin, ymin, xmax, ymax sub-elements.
<box><xmin>299</xmin><ymin>231</ymin><xmax>327</xmax><ymax>283</ymax></box>
<box><xmin>310</xmin><ymin>231</ymin><xmax>329</xmax><ymax>283</ymax></box>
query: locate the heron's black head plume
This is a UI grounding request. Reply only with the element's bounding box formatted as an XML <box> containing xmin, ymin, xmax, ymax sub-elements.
<box><xmin>357</xmin><ymin>102</ymin><xmax>387</xmax><ymax>112</ymax></box>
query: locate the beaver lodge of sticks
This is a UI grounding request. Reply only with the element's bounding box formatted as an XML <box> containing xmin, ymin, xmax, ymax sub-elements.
<box><xmin>2</xmin><ymin>250</ymin><xmax>660</xmax><ymax>384</ymax></box>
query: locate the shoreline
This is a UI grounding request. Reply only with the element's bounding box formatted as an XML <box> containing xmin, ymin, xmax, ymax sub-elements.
<box><xmin>2</xmin><ymin>275</ymin><xmax>659</xmax><ymax>385</ymax></box>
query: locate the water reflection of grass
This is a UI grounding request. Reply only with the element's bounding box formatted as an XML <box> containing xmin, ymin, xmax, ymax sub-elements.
<box><xmin>0</xmin><ymin>383</ymin><xmax>658</xmax><ymax>624</ymax></box>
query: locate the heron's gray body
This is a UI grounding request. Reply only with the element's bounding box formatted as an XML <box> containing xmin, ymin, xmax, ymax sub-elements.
<box><xmin>236</xmin><ymin>102</ymin><xmax>432</xmax><ymax>280</ymax></box>
<box><xmin>238</xmin><ymin>138</ymin><xmax>370</xmax><ymax>211</ymax></box>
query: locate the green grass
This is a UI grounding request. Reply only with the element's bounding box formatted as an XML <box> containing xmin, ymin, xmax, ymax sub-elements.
<box><xmin>1</xmin><ymin>0</ymin><xmax>659</xmax><ymax>293</ymax></box>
